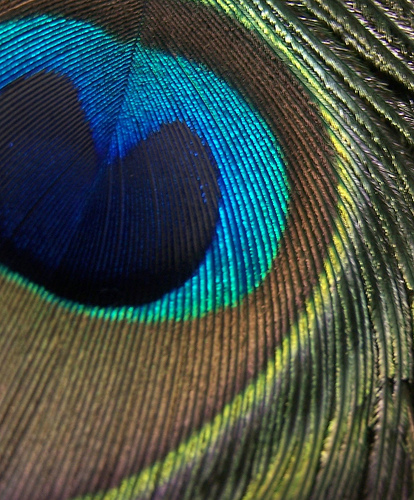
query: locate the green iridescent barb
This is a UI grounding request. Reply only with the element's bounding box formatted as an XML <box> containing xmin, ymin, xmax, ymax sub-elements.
<box><xmin>0</xmin><ymin>0</ymin><xmax>413</xmax><ymax>499</ymax></box>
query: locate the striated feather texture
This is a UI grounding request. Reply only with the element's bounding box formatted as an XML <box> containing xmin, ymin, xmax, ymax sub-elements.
<box><xmin>0</xmin><ymin>0</ymin><xmax>413</xmax><ymax>498</ymax></box>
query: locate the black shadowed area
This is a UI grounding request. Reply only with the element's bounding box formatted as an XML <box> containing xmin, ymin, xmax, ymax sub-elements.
<box><xmin>0</xmin><ymin>71</ymin><xmax>221</xmax><ymax>306</ymax></box>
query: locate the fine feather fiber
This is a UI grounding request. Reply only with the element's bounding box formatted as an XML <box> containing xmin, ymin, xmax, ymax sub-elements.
<box><xmin>0</xmin><ymin>0</ymin><xmax>413</xmax><ymax>498</ymax></box>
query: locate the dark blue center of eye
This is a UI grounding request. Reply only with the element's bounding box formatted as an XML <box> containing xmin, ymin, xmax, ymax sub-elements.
<box><xmin>0</xmin><ymin>71</ymin><xmax>221</xmax><ymax>305</ymax></box>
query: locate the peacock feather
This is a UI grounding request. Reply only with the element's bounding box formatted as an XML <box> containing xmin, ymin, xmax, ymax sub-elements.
<box><xmin>0</xmin><ymin>0</ymin><xmax>413</xmax><ymax>498</ymax></box>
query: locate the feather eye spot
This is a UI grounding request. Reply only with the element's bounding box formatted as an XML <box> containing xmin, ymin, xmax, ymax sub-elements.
<box><xmin>0</xmin><ymin>15</ymin><xmax>290</xmax><ymax>313</ymax></box>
